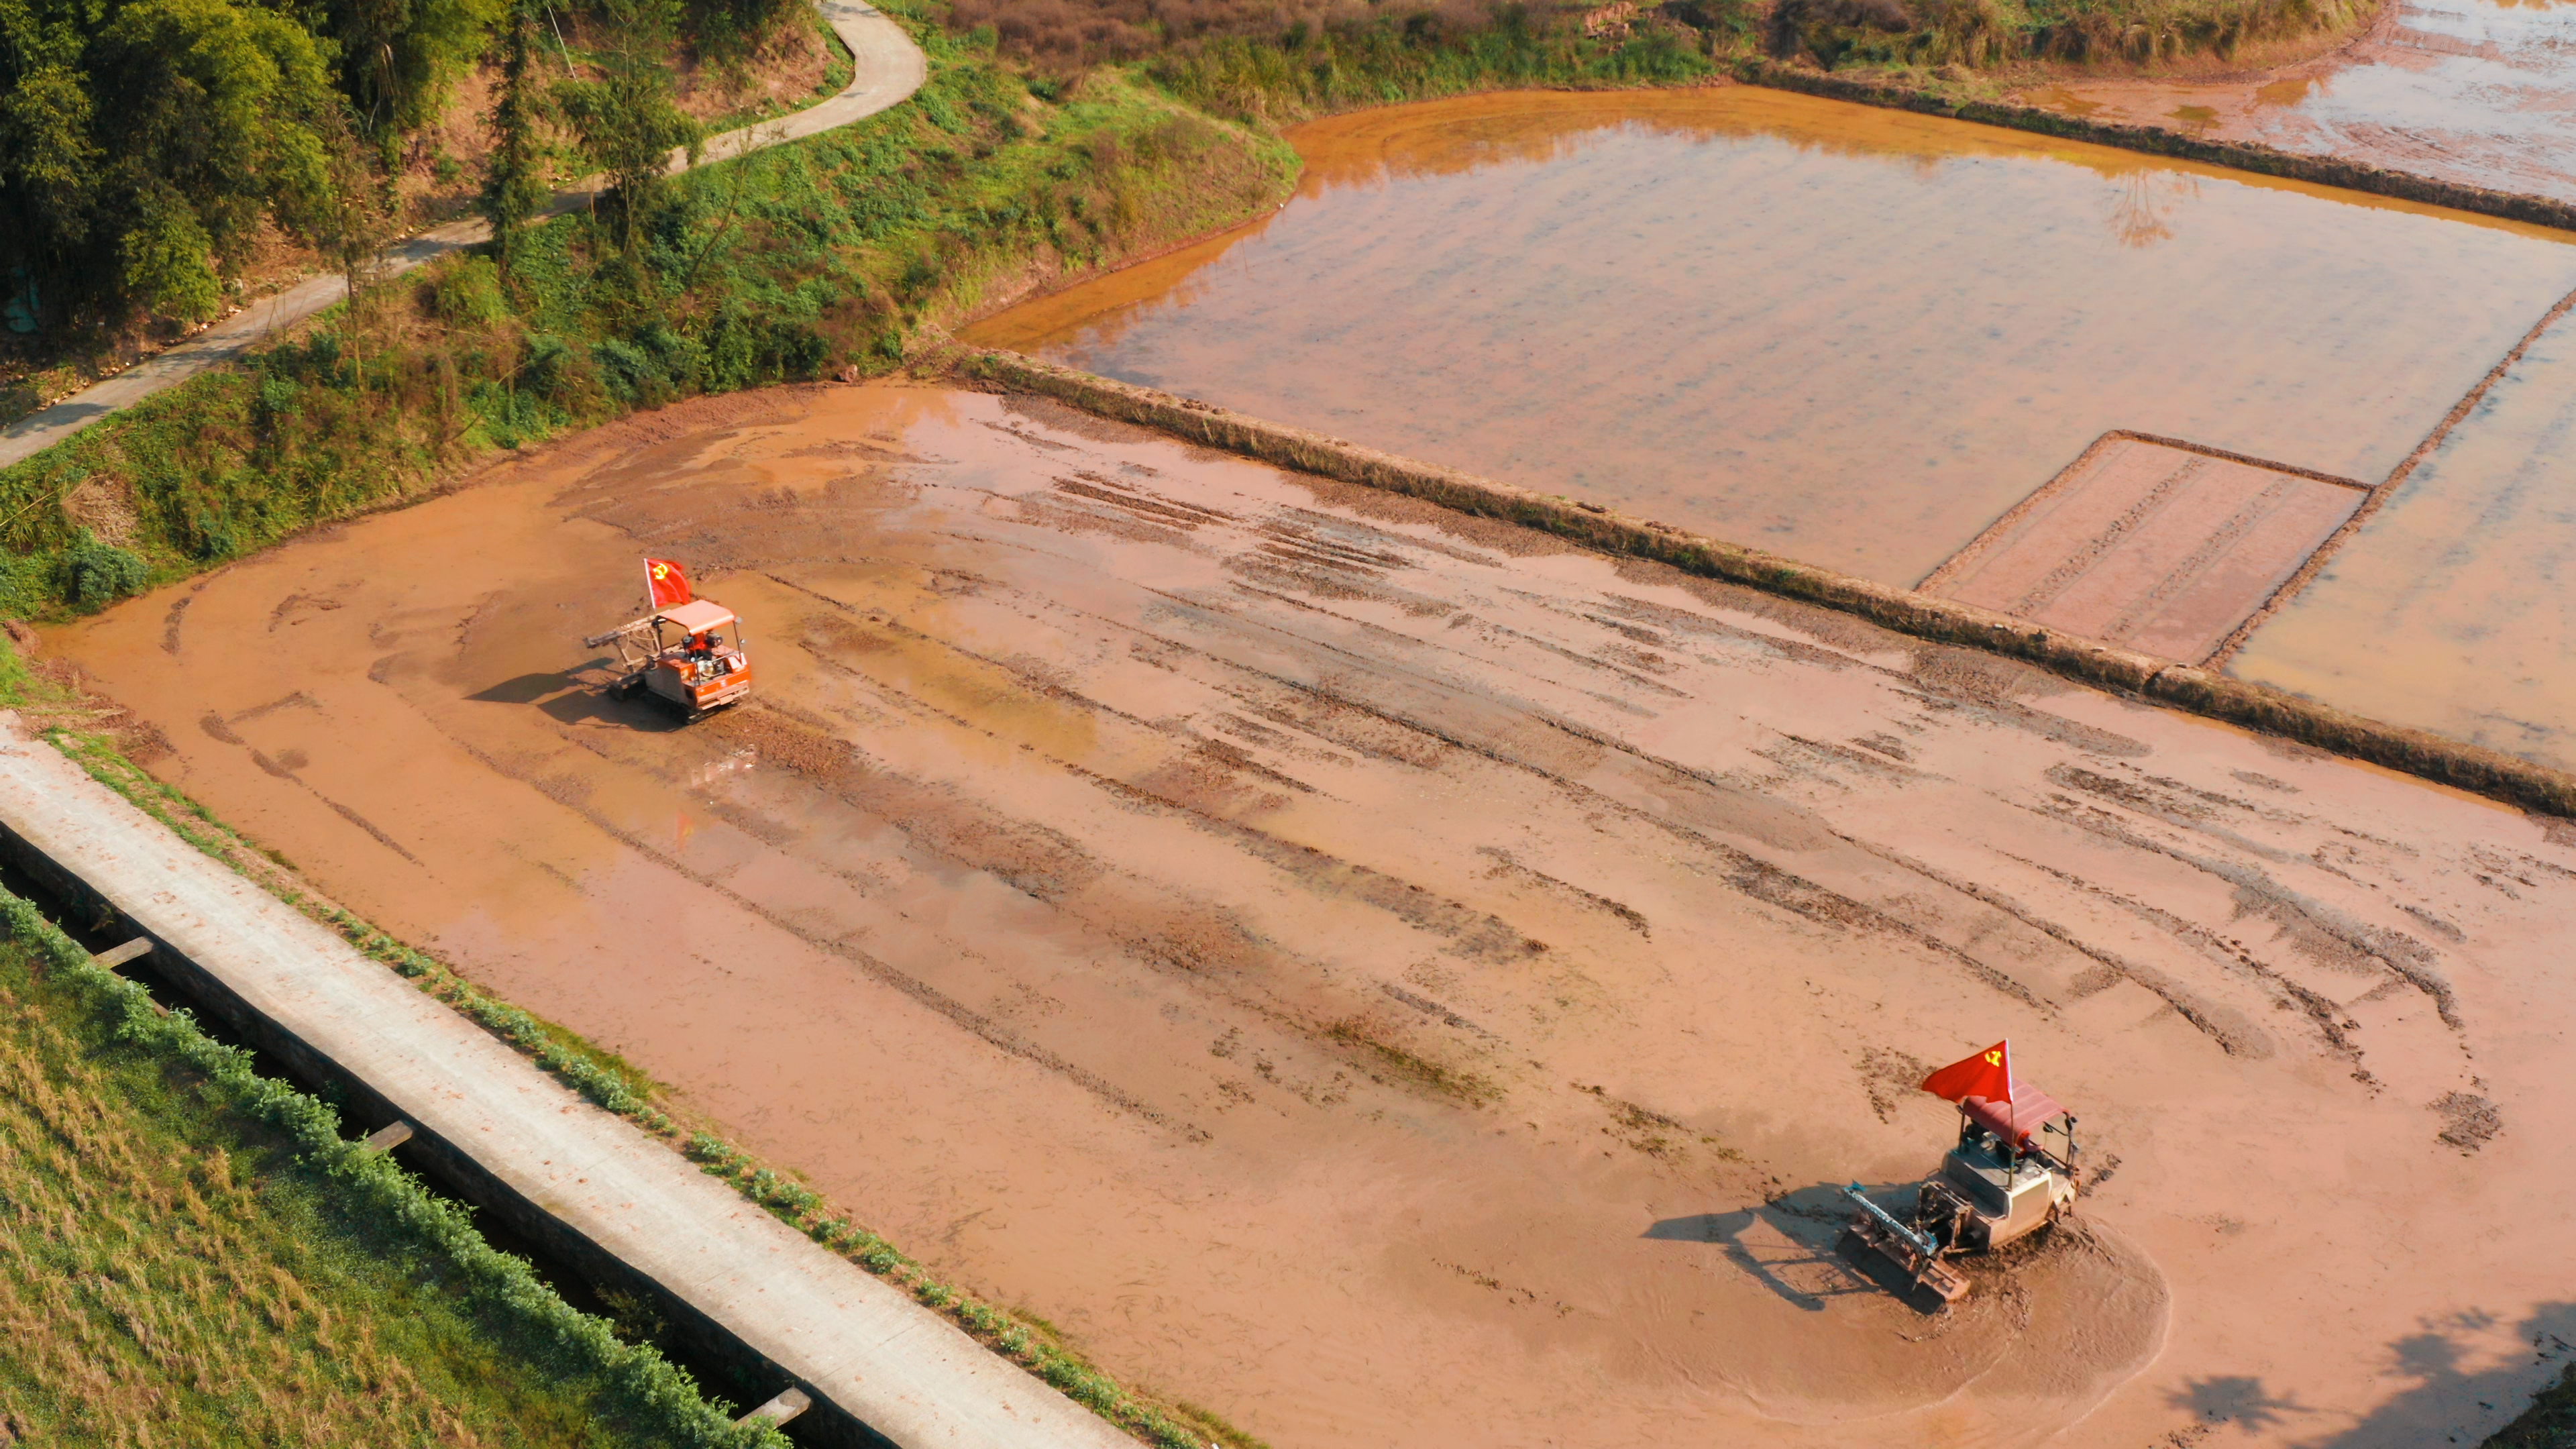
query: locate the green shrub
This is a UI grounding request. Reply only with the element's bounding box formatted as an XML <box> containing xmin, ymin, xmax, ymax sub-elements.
<box><xmin>64</xmin><ymin>529</ymin><xmax>148</xmax><ymax>610</ymax></box>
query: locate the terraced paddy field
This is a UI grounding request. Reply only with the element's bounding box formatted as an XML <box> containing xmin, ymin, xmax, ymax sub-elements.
<box><xmin>43</xmin><ymin>382</ymin><xmax>2576</xmax><ymax>1448</ymax></box>
<box><xmin>973</xmin><ymin>85</ymin><xmax>2576</xmax><ymax>776</ymax></box>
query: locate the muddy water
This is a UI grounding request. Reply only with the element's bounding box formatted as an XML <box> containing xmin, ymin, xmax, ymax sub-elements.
<box><xmin>2232</xmin><ymin>303</ymin><xmax>2576</xmax><ymax>768</ymax></box>
<box><xmin>2021</xmin><ymin>0</ymin><xmax>2576</xmax><ymax>203</ymax></box>
<box><xmin>48</xmin><ymin>384</ymin><xmax>2576</xmax><ymax>1446</ymax></box>
<box><xmin>967</xmin><ymin>88</ymin><xmax>2576</xmax><ymax>586</ymax></box>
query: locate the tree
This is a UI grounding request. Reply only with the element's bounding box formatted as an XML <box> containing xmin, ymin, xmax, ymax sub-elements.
<box><xmin>0</xmin><ymin>0</ymin><xmax>340</xmax><ymax>332</ymax></box>
<box><xmin>316</xmin><ymin>113</ymin><xmax>401</xmax><ymax>390</ymax></box>
<box><xmin>554</xmin><ymin>0</ymin><xmax>700</xmax><ymax>254</ymax></box>
<box><xmin>479</xmin><ymin>0</ymin><xmax>552</xmax><ymax>276</ymax></box>
<box><xmin>0</xmin><ymin>0</ymin><xmax>492</xmax><ymax>337</ymax></box>
<box><xmin>0</xmin><ymin>64</ymin><xmax>102</xmax><ymax>327</ymax></box>
<box><xmin>327</xmin><ymin>0</ymin><xmax>502</xmax><ymax>142</ymax></box>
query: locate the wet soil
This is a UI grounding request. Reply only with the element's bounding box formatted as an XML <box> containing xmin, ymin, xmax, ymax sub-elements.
<box><xmin>964</xmin><ymin>87</ymin><xmax>2576</xmax><ymax>589</ymax></box>
<box><xmin>2017</xmin><ymin>0</ymin><xmax>2576</xmax><ymax>204</ymax></box>
<box><xmin>1924</xmin><ymin>434</ymin><xmax>2367</xmax><ymax>664</ymax></box>
<box><xmin>42</xmin><ymin>382</ymin><xmax>2576</xmax><ymax>1447</ymax></box>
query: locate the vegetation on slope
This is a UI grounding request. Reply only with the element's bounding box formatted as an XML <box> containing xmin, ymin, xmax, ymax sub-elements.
<box><xmin>0</xmin><ymin>9</ymin><xmax>1295</xmax><ymax>620</ymax></box>
<box><xmin>2490</xmin><ymin>1360</ymin><xmax>2576</xmax><ymax>1449</ymax></box>
<box><xmin>0</xmin><ymin>885</ymin><xmax>783</xmax><ymax>1447</ymax></box>
<box><xmin>0</xmin><ymin>0</ymin><xmax>843</xmax><ymax>414</ymax></box>
<box><xmin>957</xmin><ymin>0</ymin><xmax>2375</xmax><ymax>97</ymax></box>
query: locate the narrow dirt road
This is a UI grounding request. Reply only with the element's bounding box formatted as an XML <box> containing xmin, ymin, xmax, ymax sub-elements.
<box><xmin>47</xmin><ymin>383</ymin><xmax>2576</xmax><ymax>1448</ymax></box>
<box><xmin>0</xmin><ymin>0</ymin><xmax>926</xmax><ymax>471</ymax></box>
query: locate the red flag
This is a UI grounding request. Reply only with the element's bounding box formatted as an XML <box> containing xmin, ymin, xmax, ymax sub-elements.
<box><xmin>645</xmin><ymin>557</ymin><xmax>692</xmax><ymax>610</ymax></box>
<box><xmin>1921</xmin><ymin>1040</ymin><xmax>2014</xmax><ymax>1105</ymax></box>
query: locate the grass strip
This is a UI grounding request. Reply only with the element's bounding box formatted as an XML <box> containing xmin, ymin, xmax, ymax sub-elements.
<box><xmin>0</xmin><ymin>874</ymin><xmax>784</xmax><ymax>1447</ymax></box>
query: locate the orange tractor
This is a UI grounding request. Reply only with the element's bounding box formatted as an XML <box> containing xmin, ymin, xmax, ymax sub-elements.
<box><xmin>1842</xmin><ymin>1040</ymin><xmax>2081</xmax><ymax>1305</ymax></box>
<box><xmin>584</xmin><ymin>562</ymin><xmax>753</xmax><ymax>718</ymax></box>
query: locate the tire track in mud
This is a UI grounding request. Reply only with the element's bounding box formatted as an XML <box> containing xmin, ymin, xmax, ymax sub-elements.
<box><xmin>1113</xmin><ymin>600</ymin><xmax>2054</xmax><ymax>1006</ymax></box>
<box><xmin>446</xmin><ymin>724</ymin><xmax>1210</xmax><ymax>1141</ymax></box>
<box><xmin>658</xmin><ymin>660</ymin><xmax>1534</xmax><ymax>1112</ymax></box>
<box><xmin>780</xmin><ymin>500</ymin><xmax>2141</xmax><ymax>1015</ymax></box>
<box><xmin>1821</xmin><ymin>832</ymin><xmax>2269</xmax><ymax>1054</ymax></box>
<box><xmin>2023</xmin><ymin>785</ymin><xmax>2466</xmax><ymax>1036</ymax></box>
<box><xmin>194</xmin><ymin>709</ymin><xmax>424</xmax><ymax>866</ymax></box>
<box><xmin>769</xmin><ymin>578</ymin><xmax>1538</xmax><ymax>958</ymax></box>
<box><xmin>2006</xmin><ymin>853</ymin><xmax>2371</xmax><ymax>1077</ymax></box>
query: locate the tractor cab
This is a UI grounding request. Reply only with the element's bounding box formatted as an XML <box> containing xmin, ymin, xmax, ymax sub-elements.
<box><xmin>1926</xmin><ymin>1088</ymin><xmax>2080</xmax><ymax>1252</ymax></box>
<box><xmin>587</xmin><ymin>598</ymin><xmax>754</xmax><ymax>717</ymax></box>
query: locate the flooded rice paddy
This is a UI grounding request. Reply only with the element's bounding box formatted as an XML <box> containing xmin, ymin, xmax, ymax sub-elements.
<box><xmin>2233</xmin><ymin>301</ymin><xmax>2576</xmax><ymax>766</ymax></box>
<box><xmin>48</xmin><ymin>384</ymin><xmax>2576</xmax><ymax>1448</ymax></box>
<box><xmin>2021</xmin><ymin>0</ymin><xmax>2576</xmax><ymax>203</ymax></box>
<box><xmin>966</xmin><ymin>88</ymin><xmax>2576</xmax><ymax>588</ymax></box>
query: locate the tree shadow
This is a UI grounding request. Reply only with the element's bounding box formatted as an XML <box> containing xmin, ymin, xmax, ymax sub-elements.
<box><xmin>2288</xmin><ymin>1301</ymin><xmax>2576</xmax><ymax>1447</ymax></box>
<box><xmin>2165</xmin><ymin>1375</ymin><xmax>2310</xmax><ymax>1434</ymax></box>
<box><xmin>1644</xmin><ymin>1181</ymin><xmax>1918</xmax><ymax>1313</ymax></box>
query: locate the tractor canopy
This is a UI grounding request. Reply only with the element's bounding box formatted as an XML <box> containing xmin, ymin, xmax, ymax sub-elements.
<box><xmin>1960</xmin><ymin>1083</ymin><xmax>2068</xmax><ymax>1146</ymax></box>
<box><xmin>654</xmin><ymin>600</ymin><xmax>737</xmax><ymax>635</ymax></box>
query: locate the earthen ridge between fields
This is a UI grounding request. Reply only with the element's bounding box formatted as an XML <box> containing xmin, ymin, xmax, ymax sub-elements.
<box><xmin>961</xmin><ymin>347</ymin><xmax>2576</xmax><ymax>820</ymax></box>
<box><xmin>1727</xmin><ymin>58</ymin><xmax>2576</xmax><ymax>236</ymax></box>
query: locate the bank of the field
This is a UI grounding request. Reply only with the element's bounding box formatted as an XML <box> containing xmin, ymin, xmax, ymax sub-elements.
<box><xmin>0</xmin><ymin>830</ymin><xmax>782</xmax><ymax>1444</ymax></box>
<box><xmin>1727</xmin><ymin>59</ymin><xmax>2576</xmax><ymax>233</ymax></box>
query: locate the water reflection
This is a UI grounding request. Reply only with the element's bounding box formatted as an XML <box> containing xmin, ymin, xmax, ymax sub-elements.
<box><xmin>2107</xmin><ymin>171</ymin><xmax>2201</xmax><ymax>247</ymax></box>
<box><xmin>970</xmin><ymin>89</ymin><xmax>2576</xmax><ymax>585</ymax></box>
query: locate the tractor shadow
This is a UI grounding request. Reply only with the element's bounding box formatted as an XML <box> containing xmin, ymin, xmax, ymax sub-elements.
<box><xmin>470</xmin><ymin>665</ymin><xmax>690</xmax><ymax>733</ymax></box>
<box><xmin>1645</xmin><ymin>1181</ymin><xmax>1949</xmax><ymax>1316</ymax></box>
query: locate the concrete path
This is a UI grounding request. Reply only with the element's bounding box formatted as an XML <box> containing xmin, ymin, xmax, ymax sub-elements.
<box><xmin>0</xmin><ymin>0</ymin><xmax>926</xmax><ymax>472</ymax></box>
<box><xmin>0</xmin><ymin>716</ymin><xmax>1136</xmax><ymax>1449</ymax></box>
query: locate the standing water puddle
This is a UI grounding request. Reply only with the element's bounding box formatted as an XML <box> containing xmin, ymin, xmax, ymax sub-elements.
<box><xmin>968</xmin><ymin>88</ymin><xmax>2576</xmax><ymax>587</ymax></box>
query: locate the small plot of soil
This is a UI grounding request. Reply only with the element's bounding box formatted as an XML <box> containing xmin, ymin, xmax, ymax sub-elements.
<box><xmin>44</xmin><ymin>384</ymin><xmax>2576</xmax><ymax>1448</ymax></box>
<box><xmin>1922</xmin><ymin>433</ymin><xmax>2366</xmax><ymax>662</ymax></box>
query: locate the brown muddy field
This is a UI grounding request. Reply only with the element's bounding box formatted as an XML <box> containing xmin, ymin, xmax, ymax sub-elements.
<box><xmin>2018</xmin><ymin>0</ymin><xmax>2576</xmax><ymax>204</ymax></box>
<box><xmin>46</xmin><ymin>383</ymin><xmax>2576</xmax><ymax>1447</ymax></box>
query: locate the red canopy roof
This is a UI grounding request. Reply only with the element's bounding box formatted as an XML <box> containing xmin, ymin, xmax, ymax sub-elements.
<box><xmin>1960</xmin><ymin>1079</ymin><xmax>2068</xmax><ymax>1144</ymax></box>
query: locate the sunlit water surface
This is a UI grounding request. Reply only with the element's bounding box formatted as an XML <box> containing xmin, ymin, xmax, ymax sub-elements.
<box><xmin>970</xmin><ymin>89</ymin><xmax>2576</xmax><ymax>586</ymax></box>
